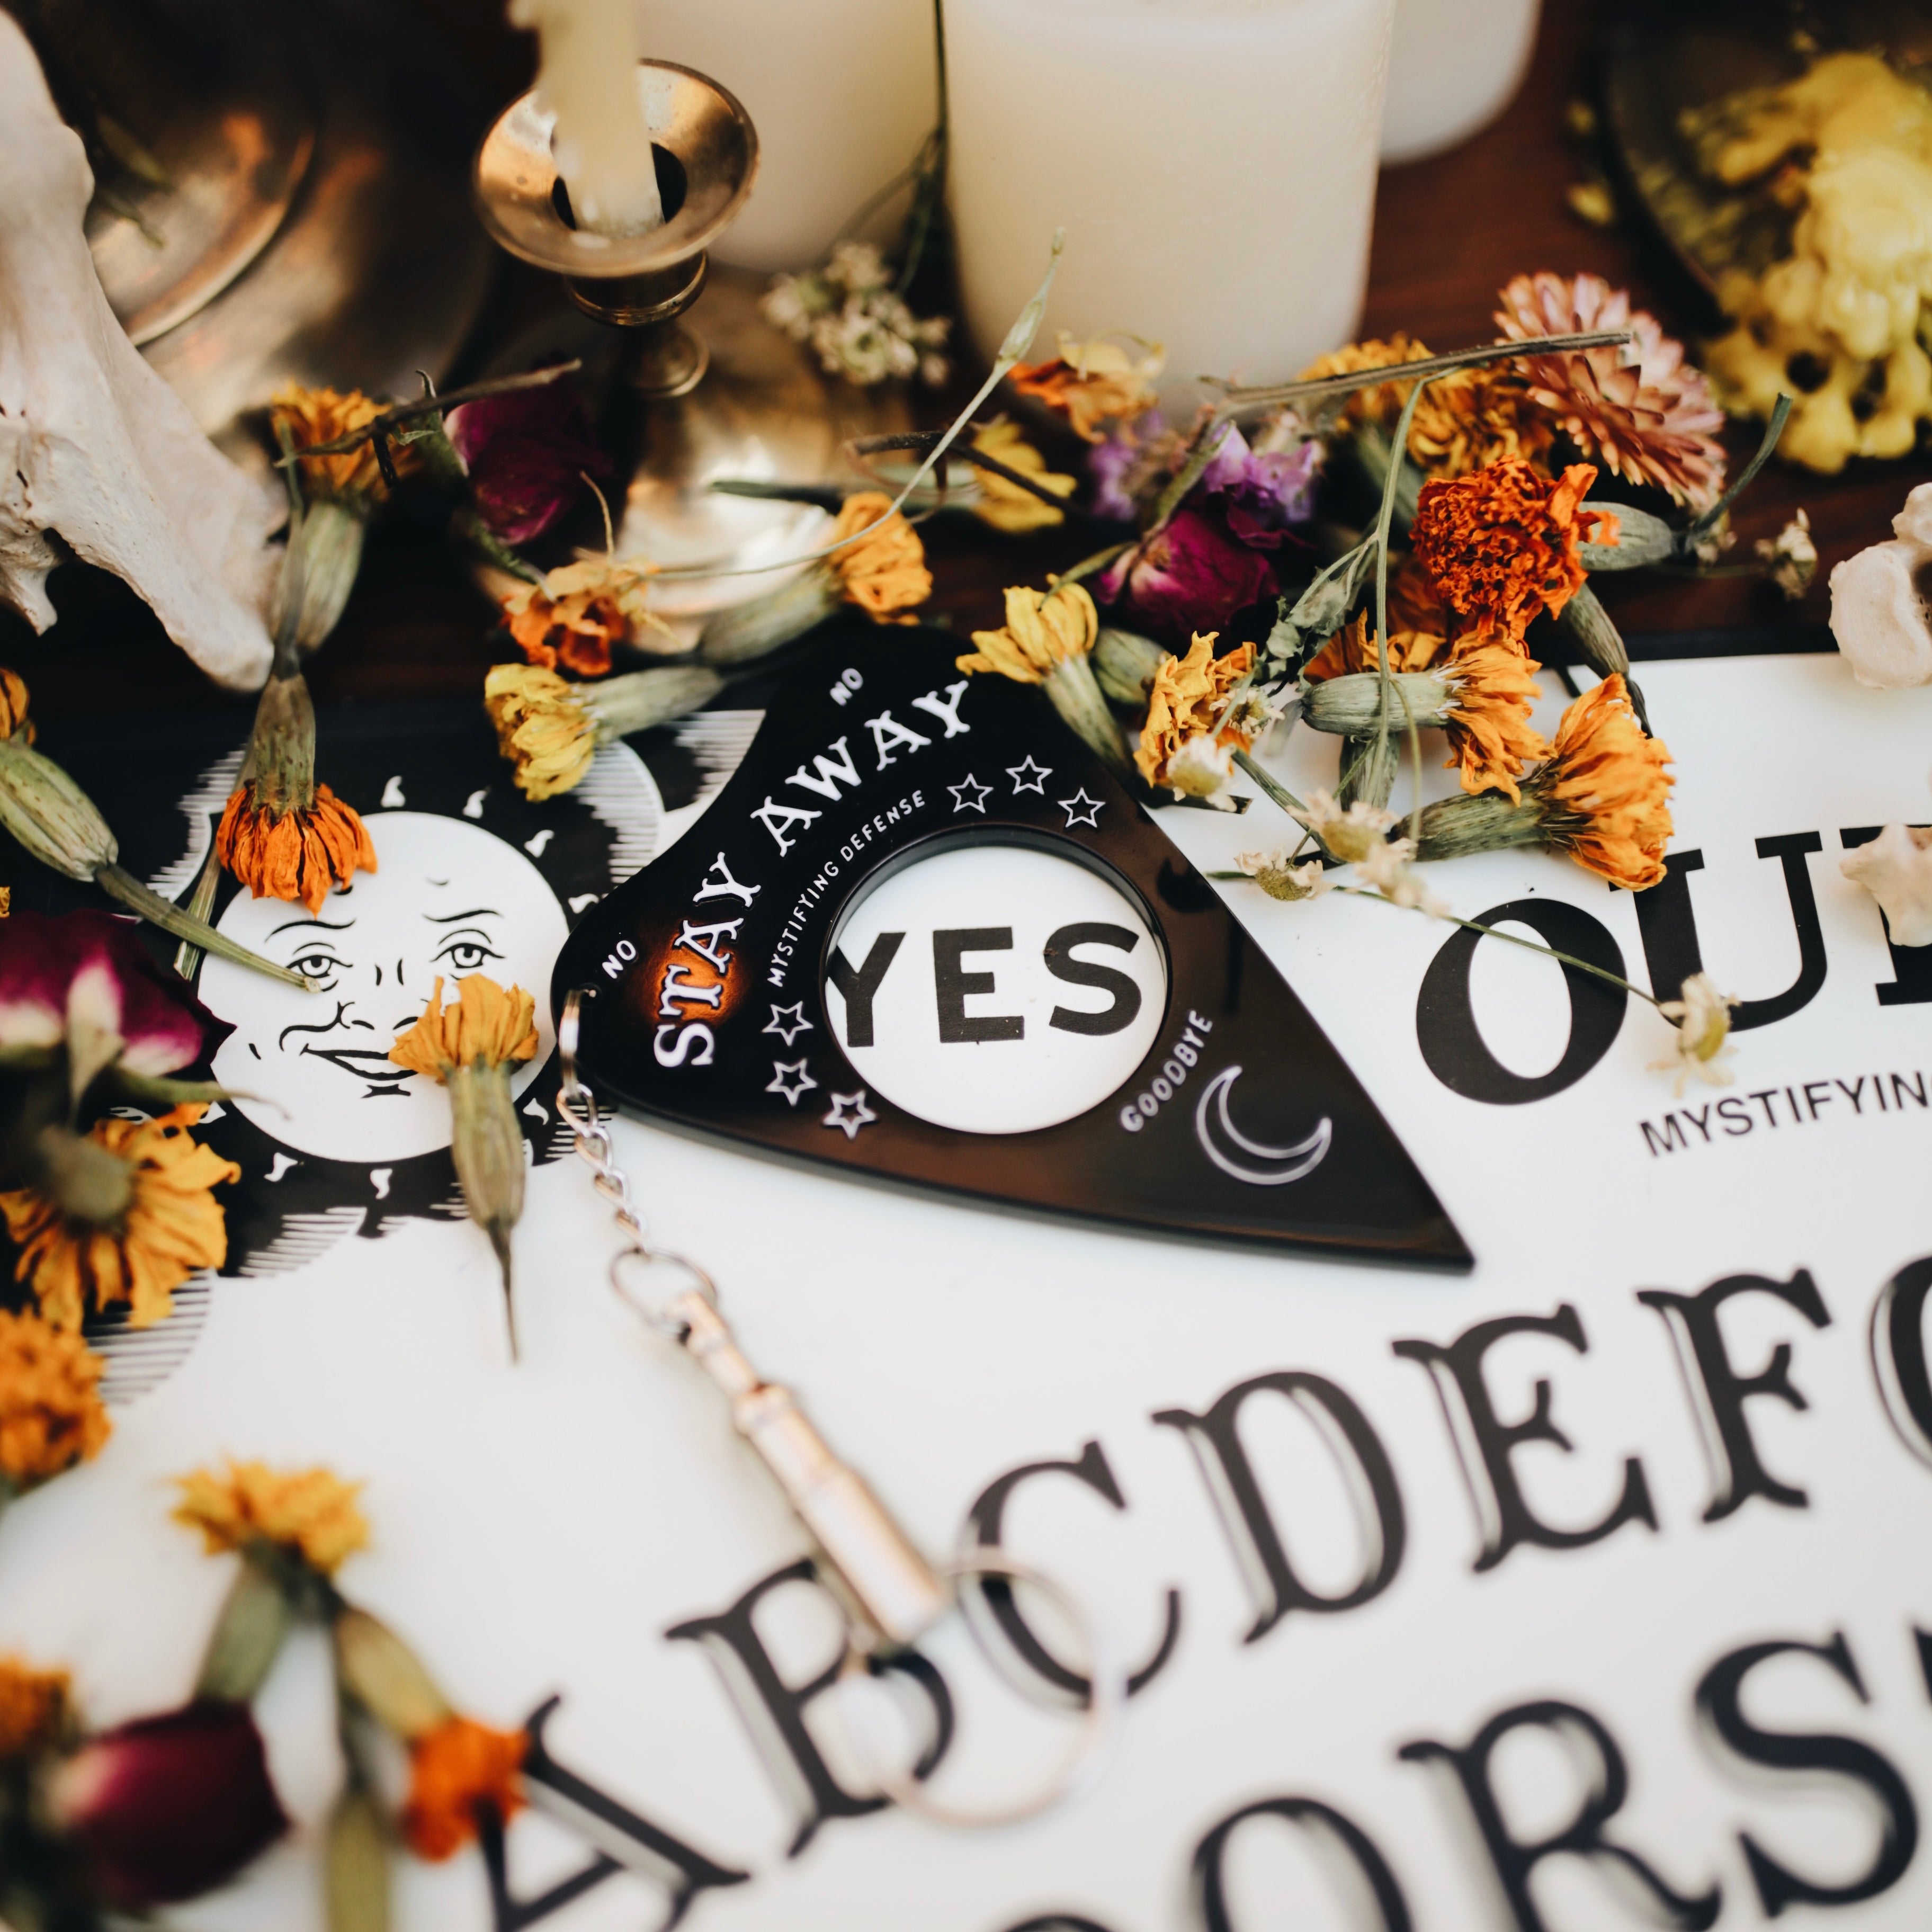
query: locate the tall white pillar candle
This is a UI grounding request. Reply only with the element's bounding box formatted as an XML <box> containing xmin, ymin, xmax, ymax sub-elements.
<box><xmin>1380</xmin><ymin>0</ymin><xmax>1540</xmax><ymax>164</ymax></box>
<box><xmin>945</xmin><ymin>0</ymin><xmax>1395</xmax><ymax>414</ymax></box>
<box><xmin>511</xmin><ymin>0</ymin><xmax>665</xmax><ymax>236</ymax></box>
<box><xmin>638</xmin><ymin>0</ymin><xmax>938</xmax><ymax>273</ymax></box>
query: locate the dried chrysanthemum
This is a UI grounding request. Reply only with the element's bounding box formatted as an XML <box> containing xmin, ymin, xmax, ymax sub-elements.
<box><xmin>0</xmin><ymin>1311</ymin><xmax>109</xmax><ymax>1492</ymax></box>
<box><xmin>173</xmin><ymin>1460</ymin><xmax>370</xmax><ymax>1576</ymax></box>
<box><xmin>1236</xmin><ymin>849</ymin><xmax>1330</xmax><ymax>901</ymax></box>
<box><xmin>1842</xmin><ymin>822</ymin><xmax>1932</xmax><ymax>946</ymax></box>
<box><xmin>1408</xmin><ymin>364</ymin><xmax>1558</xmax><ymax>478</ymax></box>
<box><xmin>216</xmin><ymin>676</ymin><xmax>377</xmax><ymax>916</ymax></box>
<box><xmin>956</xmin><ymin>581</ymin><xmax>1128</xmax><ymax>774</ymax></box>
<box><xmin>1411</xmin><ymin>459</ymin><xmax>1613</xmax><ymax>646</ymax></box>
<box><xmin>1134</xmin><ymin>635</ymin><xmax>1258</xmax><ymax>795</ymax></box>
<box><xmin>1418</xmin><ymin>675</ymin><xmax>1674</xmax><ymax>889</ymax></box>
<box><xmin>502</xmin><ymin>556</ymin><xmax>668</xmax><ymax>678</ymax></box>
<box><xmin>970</xmin><ymin>418</ymin><xmax>1076</xmax><ymax>533</ymax></box>
<box><xmin>484</xmin><ymin>661</ymin><xmax>722</xmax><ymax>801</ymax></box>
<box><xmin>271</xmin><ymin>385</ymin><xmax>413</xmax><ymax>506</ymax></box>
<box><xmin>401</xmin><ymin>1715</ymin><xmax>528</xmax><ymax>1861</ymax></box>
<box><xmin>1291</xmin><ymin>789</ymin><xmax>1400</xmax><ymax>865</ymax></box>
<box><xmin>1756</xmin><ymin>509</ymin><xmax>1818</xmax><ymax>602</ymax></box>
<box><xmin>1010</xmin><ymin>333</ymin><xmax>1164</xmax><ymax>443</ymax></box>
<box><xmin>1495</xmin><ymin>272</ymin><xmax>1727</xmax><ymax>509</ymax></box>
<box><xmin>390</xmin><ymin>976</ymin><xmax>538</xmax><ymax>1356</ymax></box>
<box><xmin>0</xmin><ymin>1655</ymin><xmax>69</xmax><ymax>1760</ymax></box>
<box><xmin>0</xmin><ymin>1106</ymin><xmax>239</xmax><ymax>1331</ymax></box>
<box><xmin>1651</xmin><ymin>972</ymin><xmax>1740</xmax><ymax>1094</ymax></box>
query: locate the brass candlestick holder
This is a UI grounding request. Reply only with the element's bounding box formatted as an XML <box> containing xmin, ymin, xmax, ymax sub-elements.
<box><xmin>472</xmin><ymin>61</ymin><xmax>908</xmax><ymax>621</ymax></box>
<box><xmin>475</xmin><ymin>62</ymin><xmax>756</xmax><ymax>402</ymax></box>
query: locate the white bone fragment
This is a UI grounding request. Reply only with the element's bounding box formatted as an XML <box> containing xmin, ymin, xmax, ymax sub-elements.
<box><xmin>1829</xmin><ymin>481</ymin><xmax>1932</xmax><ymax>690</ymax></box>
<box><xmin>0</xmin><ymin>14</ymin><xmax>279</xmax><ymax>690</ymax></box>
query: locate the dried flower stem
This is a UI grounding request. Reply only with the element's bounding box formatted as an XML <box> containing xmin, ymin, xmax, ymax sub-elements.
<box><xmin>275</xmin><ymin>363</ymin><xmax>584</xmax><ymax>461</ymax></box>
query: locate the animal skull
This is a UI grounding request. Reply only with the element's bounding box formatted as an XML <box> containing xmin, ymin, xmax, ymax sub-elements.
<box><xmin>1829</xmin><ymin>481</ymin><xmax>1932</xmax><ymax>690</ymax></box>
<box><xmin>0</xmin><ymin>13</ymin><xmax>279</xmax><ymax>690</ymax></box>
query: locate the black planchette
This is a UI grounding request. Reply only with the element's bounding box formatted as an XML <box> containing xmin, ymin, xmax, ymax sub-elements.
<box><xmin>556</xmin><ymin>621</ymin><xmax>1471</xmax><ymax>1270</ymax></box>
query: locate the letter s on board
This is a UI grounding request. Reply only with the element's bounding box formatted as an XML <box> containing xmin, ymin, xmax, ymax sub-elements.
<box><xmin>655</xmin><ymin>1022</ymin><xmax>715</xmax><ymax>1068</ymax></box>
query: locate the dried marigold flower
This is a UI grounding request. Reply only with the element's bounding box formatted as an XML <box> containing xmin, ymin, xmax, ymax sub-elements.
<box><xmin>1411</xmin><ymin>459</ymin><xmax>1613</xmax><ymax>646</ymax></box>
<box><xmin>271</xmin><ymin>384</ymin><xmax>414</xmax><ymax>505</ymax></box>
<box><xmin>0</xmin><ymin>667</ymin><xmax>33</xmax><ymax>744</ymax></box>
<box><xmin>1533</xmin><ymin>674</ymin><xmax>1675</xmax><ymax>888</ymax></box>
<box><xmin>389</xmin><ymin>976</ymin><xmax>538</xmax><ymax>1082</ymax></box>
<box><xmin>0</xmin><ymin>1655</ymin><xmax>69</xmax><ymax>1759</ymax></box>
<box><xmin>1297</xmin><ymin>334</ymin><xmax>1435</xmax><ymax>428</ymax></box>
<box><xmin>483</xmin><ymin>662</ymin><xmax>722</xmax><ymax>802</ymax></box>
<box><xmin>0</xmin><ymin>1106</ymin><xmax>239</xmax><ymax>1332</ymax></box>
<box><xmin>216</xmin><ymin>675</ymin><xmax>377</xmax><ymax>915</ymax></box>
<box><xmin>0</xmin><ymin>1309</ymin><xmax>109</xmax><ymax>1490</ymax></box>
<box><xmin>1408</xmin><ymin>364</ymin><xmax>1557</xmax><ymax>478</ymax></box>
<box><xmin>1302</xmin><ymin>609</ymin><xmax>1448</xmax><ymax>683</ymax></box>
<box><xmin>173</xmin><ymin>1460</ymin><xmax>369</xmax><ymax>1577</ymax></box>
<box><xmin>1134</xmin><ymin>634</ymin><xmax>1257</xmax><ymax>789</ymax></box>
<box><xmin>1441</xmin><ymin>637</ymin><xmax>1551</xmax><ymax>802</ymax></box>
<box><xmin>401</xmin><ymin>1715</ymin><xmax>529</xmax><ymax>1861</ymax></box>
<box><xmin>958</xmin><ymin>583</ymin><xmax>1100</xmax><ymax>685</ymax></box>
<box><xmin>500</xmin><ymin>556</ymin><xmax>668</xmax><ymax>679</ymax></box>
<box><xmin>1010</xmin><ymin>333</ymin><xmax>1164</xmax><ymax>443</ymax></box>
<box><xmin>969</xmin><ymin>418</ymin><xmax>1076</xmax><ymax>534</ymax></box>
<box><xmin>1495</xmin><ymin>272</ymin><xmax>1727</xmax><ymax>509</ymax></box>
<box><xmin>825</xmin><ymin>490</ymin><xmax>933</xmax><ymax>619</ymax></box>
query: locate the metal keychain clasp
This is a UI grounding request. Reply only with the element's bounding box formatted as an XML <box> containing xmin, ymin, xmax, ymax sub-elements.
<box><xmin>556</xmin><ymin>990</ymin><xmax>1121</xmax><ymax>1826</ymax></box>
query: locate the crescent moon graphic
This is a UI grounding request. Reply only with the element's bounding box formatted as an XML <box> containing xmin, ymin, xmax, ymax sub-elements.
<box><xmin>1194</xmin><ymin>1066</ymin><xmax>1331</xmax><ymax>1186</ymax></box>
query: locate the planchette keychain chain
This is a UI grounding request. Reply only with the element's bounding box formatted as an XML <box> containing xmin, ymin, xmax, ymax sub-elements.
<box><xmin>556</xmin><ymin>990</ymin><xmax>1122</xmax><ymax>1828</ymax></box>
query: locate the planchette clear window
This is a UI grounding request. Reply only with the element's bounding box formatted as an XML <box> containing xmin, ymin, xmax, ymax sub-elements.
<box><xmin>824</xmin><ymin>834</ymin><xmax>1169</xmax><ymax>1135</ymax></box>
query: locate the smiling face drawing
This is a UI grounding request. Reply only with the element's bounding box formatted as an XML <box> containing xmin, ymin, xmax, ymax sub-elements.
<box><xmin>201</xmin><ymin>813</ymin><xmax>570</xmax><ymax>1162</ymax></box>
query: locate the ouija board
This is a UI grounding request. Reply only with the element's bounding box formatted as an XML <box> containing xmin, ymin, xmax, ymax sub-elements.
<box><xmin>7</xmin><ymin>645</ymin><xmax>1932</xmax><ymax>1932</ymax></box>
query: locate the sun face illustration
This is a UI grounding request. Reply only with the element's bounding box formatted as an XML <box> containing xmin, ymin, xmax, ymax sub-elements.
<box><xmin>202</xmin><ymin>814</ymin><xmax>569</xmax><ymax>1165</ymax></box>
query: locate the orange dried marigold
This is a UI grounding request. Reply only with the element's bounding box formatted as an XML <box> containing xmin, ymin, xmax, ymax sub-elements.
<box><xmin>1534</xmin><ymin>674</ymin><xmax>1674</xmax><ymax>889</ymax></box>
<box><xmin>0</xmin><ymin>1309</ymin><xmax>109</xmax><ymax>1489</ymax></box>
<box><xmin>826</xmin><ymin>491</ymin><xmax>932</xmax><ymax>621</ymax></box>
<box><xmin>402</xmin><ymin>1715</ymin><xmax>528</xmax><ymax>1861</ymax></box>
<box><xmin>1410</xmin><ymin>459</ymin><xmax>1615</xmax><ymax>646</ymax></box>
<box><xmin>1440</xmin><ymin>637</ymin><xmax>1550</xmax><ymax>802</ymax></box>
<box><xmin>1302</xmin><ymin>610</ymin><xmax>1448</xmax><ymax>684</ymax></box>
<box><xmin>0</xmin><ymin>1656</ymin><xmax>69</xmax><ymax>1759</ymax></box>
<box><xmin>1134</xmin><ymin>634</ymin><xmax>1256</xmax><ymax>789</ymax></box>
<box><xmin>216</xmin><ymin>782</ymin><xmax>377</xmax><ymax>917</ymax></box>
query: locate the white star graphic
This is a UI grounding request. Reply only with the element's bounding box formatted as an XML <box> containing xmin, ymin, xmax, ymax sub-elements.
<box><xmin>763</xmin><ymin>1003</ymin><xmax>813</xmax><ymax>1046</ymax></box>
<box><xmin>822</xmin><ymin>1090</ymin><xmax>878</xmax><ymax>1139</ymax></box>
<box><xmin>1006</xmin><ymin>756</ymin><xmax>1052</xmax><ymax>794</ymax></box>
<box><xmin>949</xmin><ymin>773</ymin><xmax>993</xmax><ymax>815</ymax></box>
<box><xmin>1058</xmin><ymin>788</ymin><xmax>1104</xmax><ymax>829</ymax></box>
<box><xmin>766</xmin><ymin>1059</ymin><xmax>818</xmax><ymax>1106</ymax></box>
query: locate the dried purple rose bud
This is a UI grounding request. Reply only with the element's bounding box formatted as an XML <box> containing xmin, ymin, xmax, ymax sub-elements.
<box><xmin>48</xmin><ymin>1699</ymin><xmax>288</xmax><ymax>1909</ymax></box>
<box><xmin>448</xmin><ymin>374</ymin><xmax>612</xmax><ymax>548</ymax></box>
<box><xmin>1098</xmin><ymin>506</ymin><xmax>1274</xmax><ymax>642</ymax></box>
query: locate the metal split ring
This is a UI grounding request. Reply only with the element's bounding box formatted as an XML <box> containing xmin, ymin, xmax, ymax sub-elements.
<box><xmin>829</xmin><ymin>1550</ymin><xmax>1122</xmax><ymax>1830</ymax></box>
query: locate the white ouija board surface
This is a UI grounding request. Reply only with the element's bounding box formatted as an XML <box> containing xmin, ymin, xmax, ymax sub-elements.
<box><xmin>6</xmin><ymin>652</ymin><xmax>1932</xmax><ymax>1932</ymax></box>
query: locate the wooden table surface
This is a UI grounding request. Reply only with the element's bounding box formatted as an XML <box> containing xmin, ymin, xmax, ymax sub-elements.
<box><xmin>7</xmin><ymin>0</ymin><xmax>1925</xmax><ymax>731</ymax></box>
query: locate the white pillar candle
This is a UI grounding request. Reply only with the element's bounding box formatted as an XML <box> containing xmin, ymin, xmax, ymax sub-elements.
<box><xmin>638</xmin><ymin>0</ymin><xmax>938</xmax><ymax>273</ymax></box>
<box><xmin>1380</xmin><ymin>0</ymin><xmax>1540</xmax><ymax>164</ymax></box>
<box><xmin>511</xmin><ymin>0</ymin><xmax>665</xmax><ymax>236</ymax></box>
<box><xmin>945</xmin><ymin>0</ymin><xmax>1395</xmax><ymax>414</ymax></box>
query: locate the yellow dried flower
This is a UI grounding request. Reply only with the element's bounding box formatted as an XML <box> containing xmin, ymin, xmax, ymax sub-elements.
<box><xmin>1651</xmin><ymin>972</ymin><xmax>1740</xmax><ymax>1095</ymax></box>
<box><xmin>271</xmin><ymin>384</ymin><xmax>413</xmax><ymax>504</ymax></box>
<box><xmin>1533</xmin><ymin>675</ymin><xmax>1675</xmax><ymax>889</ymax></box>
<box><xmin>0</xmin><ymin>668</ymin><xmax>34</xmax><ymax>744</ymax></box>
<box><xmin>389</xmin><ymin>976</ymin><xmax>539</xmax><ymax>1083</ymax></box>
<box><xmin>1298</xmin><ymin>334</ymin><xmax>1435</xmax><ymax>428</ymax></box>
<box><xmin>484</xmin><ymin>665</ymin><xmax>596</xmax><ymax>802</ymax></box>
<box><xmin>825</xmin><ymin>491</ymin><xmax>932</xmax><ymax>620</ymax></box>
<box><xmin>1010</xmin><ymin>333</ymin><xmax>1164</xmax><ymax>443</ymax></box>
<box><xmin>173</xmin><ymin>1460</ymin><xmax>369</xmax><ymax>1576</ymax></box>
<box><xmin>0</xmin><ymin>1310</ymin><xmax>109</xmax><ymax>1489</ymax></box>
<box><xmin>1441</xmin><ymin>637</ymin><xmax>1551</xmax><ymax>803</ymax></box>
<box><xmin>969</xmin><ymin>418</ymin><xmax>1076</xmax><ymax>533</ymax></box>
<box><xmin>0</xmin><ymin>1656</ymin><xmax>69</xmax><ymax>1759</ymax></box>
<box><xmin>0</xmin><ymin>1107</ymin><xmax>239</xmax><ymax>1332</ymax></box>
<box><xmin>1134</xmin><ymin>634</ymin><xmax>1257</xmax><ymax>789</ymax></box>
<box><xmin>956</xmin><ymin>583</ymin><xmax>1099</xmax><ymax>685</ymax></box>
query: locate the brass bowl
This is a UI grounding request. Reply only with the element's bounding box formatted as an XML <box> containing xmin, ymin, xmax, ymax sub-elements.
<box><xmin>472</xmin><ymin>60</ymin><xmax>757</xmax><ymax>281</ymax></box>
